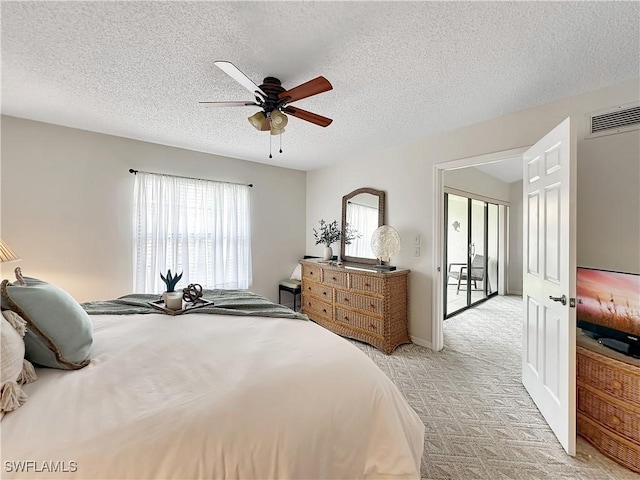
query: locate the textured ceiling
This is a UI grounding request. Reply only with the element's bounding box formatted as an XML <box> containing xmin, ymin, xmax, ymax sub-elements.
<box><xmin>2</xmin><ymin>2</ymin><xmax>639</xmax><ymax>171</ymax></box>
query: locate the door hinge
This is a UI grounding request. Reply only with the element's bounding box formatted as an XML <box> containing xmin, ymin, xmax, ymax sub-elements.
<box><xmin>437</xmin><ymin>266</ymin><xmax>441</xmax><ymax>272</ymax></box>
<box><xmin>569</xmin><ymin>297</ymin><xmax>576</xmax><ymax>308</ymax></box>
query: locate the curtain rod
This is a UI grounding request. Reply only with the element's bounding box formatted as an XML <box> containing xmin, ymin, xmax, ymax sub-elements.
<box><xmin>128</xmin><ymin>169</ymin><xmax>253</xmax><ymax>188</ymax></box>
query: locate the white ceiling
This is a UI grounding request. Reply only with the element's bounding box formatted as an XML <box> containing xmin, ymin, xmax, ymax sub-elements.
<box><xmin>474</xmin><ymin>158</ymin><xmax>524</xmax><ymax>184</ymax></box>
<box><xmin>2</xmin><ymin>2</ymin><xmax>638</xmax><ymax>171</ymax></box>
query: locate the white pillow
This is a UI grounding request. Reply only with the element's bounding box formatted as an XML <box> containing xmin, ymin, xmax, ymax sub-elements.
<box><xmin>1</xmin><ymin>311</ymin><xmax>37</xmax><ymax>416</ymax></box>
<box><xmin>290</xmin><ymin>263</ymin><xmax>302</xmax><ymax>281</ymax></box>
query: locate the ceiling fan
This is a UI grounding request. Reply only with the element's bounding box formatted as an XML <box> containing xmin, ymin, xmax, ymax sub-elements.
<box><xmin>200</xmin><ymin>61</ymin><xmax>333</xmax><ymax>157</ymax></box>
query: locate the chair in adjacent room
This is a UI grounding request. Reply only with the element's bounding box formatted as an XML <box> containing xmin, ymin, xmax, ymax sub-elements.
<box><xmin>447</xmin><ymin>254</ymin><xmax>486</xmax><ymax>295</ymax></box>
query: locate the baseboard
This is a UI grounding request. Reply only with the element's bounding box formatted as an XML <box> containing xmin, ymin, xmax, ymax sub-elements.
<box><xmin>507</xmin><ymin>290</ymin><xmax>523</xmax><ymax>296</ymax></box>
<box><xmin>410</xmin><ymin>335</ymin><xmax>434</xmax><ymax>351</ymax></box>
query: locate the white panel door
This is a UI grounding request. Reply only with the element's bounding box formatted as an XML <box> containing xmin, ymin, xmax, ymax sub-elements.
<box><xmin>522</xmin><ymin>117</ymin><xmax>577</xmax><ymax>455</ymax></box>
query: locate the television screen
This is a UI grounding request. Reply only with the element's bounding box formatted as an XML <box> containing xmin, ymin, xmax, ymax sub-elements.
<box><xmin>577</xmin><ymin>267</ymin><xmax>640</xmax><ymax>338</ymax></box>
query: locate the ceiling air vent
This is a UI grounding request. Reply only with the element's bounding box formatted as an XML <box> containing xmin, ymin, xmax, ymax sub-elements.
<box><xmin>586</xmin><ymin>102</ymin><xmax>640</xmax><ymax>139</ymax></box>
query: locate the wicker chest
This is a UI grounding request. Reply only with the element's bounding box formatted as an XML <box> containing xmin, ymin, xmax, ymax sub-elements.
<box><xmin>300</xmin><ymin>259</ymin><xmax>410</xmax><ymax>354</ymax></box>
<box><xmin>576</xmin><ymin>338</ymin><xmax>640</xmax><ymax>474</ymax></box>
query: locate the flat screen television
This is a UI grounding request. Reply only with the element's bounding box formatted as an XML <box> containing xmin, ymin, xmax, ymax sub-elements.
<box><xmin>576</xmin><ymin>267</ymin><xmax>640</xmax><ymax>357</ymax></box>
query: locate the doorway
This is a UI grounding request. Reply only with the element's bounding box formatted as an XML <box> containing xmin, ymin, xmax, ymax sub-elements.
<box><xmin>431</xmin><ymin>146</ymin><xmax>528</xmax><ymax>352</ymax></box>
<box><xmin>432</xmin><ymin>119</ymin><xmax>577</xmax><ymax>456</ymax></box>
<box><xmin>444</xmin><ymin>193</ymin><xmax>501</xmax><ymax>318</ymax></box>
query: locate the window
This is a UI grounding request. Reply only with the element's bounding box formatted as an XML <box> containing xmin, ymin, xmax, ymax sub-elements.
<box><xmin>133</xmin><ymin>172</ymin><xmax>252</xmax><ymax>293</ymax></box>
<box><xmin>346</xmin><ymin>202</ymin><xmax>378</xmax><ymax>258</ymax></box>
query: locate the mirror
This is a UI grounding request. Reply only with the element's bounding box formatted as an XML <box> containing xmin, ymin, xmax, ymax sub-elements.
<box><xmin>341</xmin><ymin>188</ymin><xmax>386</xmax><ymax>264</ymax></box>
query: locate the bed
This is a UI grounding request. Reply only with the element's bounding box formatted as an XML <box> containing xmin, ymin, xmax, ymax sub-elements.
<box><xmin>1</xmin><ymin>291</ymin><xmax>425</xmax><ymax>479</ymax></box>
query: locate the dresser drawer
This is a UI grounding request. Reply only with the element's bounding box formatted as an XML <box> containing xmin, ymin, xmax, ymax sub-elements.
<box><xmin>348</xmin><ymin>273</ymin><xmax>384</xmax><ymax>295</ymax></box>
<box><xmin>302</xmin><ymin>264</ymin><xmax>322</xmax><ymax>283</ymax></box>
<box><xmin>322</xmin><ymin>270</ymin><xmax>348</xmax><ymax>288</ymax></box>
<box><xmin>578</xmin><ymin>412</ymin><xmax>640</xmax><ymax>473</ymax></box>
<box><xmin>303</xmin><ymin>281</ymin><xmax>333</xmax><ymax>302</ymax></box>
<box><xmin>302</xmin><ymin>295</ymin><xmax>332</xmax><ymax>320</ymax></box>
<box><xmin>577</xmin><ymin>349</ymin><xmax>640</xmax><ymax>408</ymax></box>
<box><xmin>335</xmin><ymin>307</ymin><xmax>384</xmax><ymax>337</ymax></box>
<box><xmin>578</xmin><ymin>384</ymin><xmax>640</xmax><ymax>443</ymax></box>
<box><xmin>335</xmin><ymin>291</ymin><xmax>384</xmax><ymax>316</ymax></box>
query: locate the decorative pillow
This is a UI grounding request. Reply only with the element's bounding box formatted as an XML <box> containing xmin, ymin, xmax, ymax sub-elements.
<box><xmin>1</xmin><ymin>311</ymin><xmax>37</xmax><ymax>415</ymax></box>
<box><xmin>1</xmin><ymin>276</ymin><xmax>92</xmax><ymax>370</ymax></box>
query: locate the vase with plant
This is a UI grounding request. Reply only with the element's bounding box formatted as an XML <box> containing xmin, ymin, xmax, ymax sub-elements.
<box><xmin>160</xmin><ymin>269</ymin><xmax>183</xmax><ymax>310</ymax></box>
<box><xmin>313</xmin><ymin>219</ymin><xmax>342</xmax><ymax>260</ymax></box>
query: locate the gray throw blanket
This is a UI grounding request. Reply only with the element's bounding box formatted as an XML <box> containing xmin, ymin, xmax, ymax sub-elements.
<box><xmin>81</xmin><ymin>289</ymin><xmax>307</xmax><ymax>321</ymax></box>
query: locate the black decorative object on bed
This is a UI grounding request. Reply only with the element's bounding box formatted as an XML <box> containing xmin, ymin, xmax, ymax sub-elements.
<box><xmin>81</xmin><ymin>289</ymin><xmax>308</xmax><ymax>320</ymax></box>
<box><xmin>182</xmin><ymin>283</ymin><xmax>204</xmax><ymax>302</ymax></box>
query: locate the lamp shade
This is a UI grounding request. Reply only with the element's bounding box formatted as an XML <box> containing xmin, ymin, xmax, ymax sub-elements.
<box><xmin>0</xmin><ymin>239</ymin><xmax>20</xmax><ymax>263</ymax></box>
<box><xmin>248</xmin><ymin>111</ymin><xmax>267</xmax><ymax>130</ymax></box>
<box><xmin>270</xmin><ymin>110</ymin><xmax>288</xmax><ymax>130</ymax></box>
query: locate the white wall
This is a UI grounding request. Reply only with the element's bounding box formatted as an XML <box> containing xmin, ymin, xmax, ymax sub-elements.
<box><xmin>444</xmin><ymin>167</ymin><xmax>511</xmax><ymax>202</ymax></box>
<box><xmin>306</xmin><ymin>79</ymin><xmax>640</xmax><ymax>348</ymax></box>
<box><xmin>508</xmin><ymin>181</ymin><xmax>524</xmax><ymax>295</ymax></box>
<box><xmin>0</xmin><ymin>116</ymin><xmax>307</xmax><ymax>302</ymax></box>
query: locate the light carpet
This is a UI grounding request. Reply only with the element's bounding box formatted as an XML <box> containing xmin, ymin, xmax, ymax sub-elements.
<box><xmin>352</xmin><ymin>295</ymin><xmax>639</xmax><ymax>479</ymax></box>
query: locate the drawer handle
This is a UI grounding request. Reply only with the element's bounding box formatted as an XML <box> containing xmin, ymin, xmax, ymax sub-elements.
<box><xmin>369</xmin><ymin>323</ymin><xmax>377</xmax><ymax>330</ymax></box>
<box><xmin>322</xmin><ymin>308</ymin><xmax>327</xmax><ymax>314</ymax></box>
<box><xmin>611</xmin><ymin>380</ymin><xmax>622</xmax><ymax>390</ymax></box>
<box><xmin>364</xmin><ymin>283</ymin><xmax>370</xmax><ymax>287</ymax></box>
<box><xmin>611</xmin><ymin>415</ymin><xmax>621</xmax><ymax>426</ymax></box>
<box><xmin>310</xmin><ymin>272</ymin><xmax>314</xmax><ymax>275</ymax></box>
<box><xmin>343</xmin><ymin>316</ymin><xmax>349</xmax><ymax>321</ymax></box>
<box><xmin>370</xmin><ymin>303</ymin><xmax>376</xmax><ymax>309</ymax></box>
<box><xmin>322</xmin><ymin>291</ymin><xmax>327</xmax><ymax>296</ymax></box>
<box><xmin>332</xmin><ymin>276</ymin><xmax>337</xmax><ymax>281</ymax></box>
<box><xmin>343</xmin><ymin>297</ymin><xmax>349</xmax><ymax>302</ymax></box>
<box><xmin>307</xmin><ymin>286</ymin><xmax>311</xmax><ymax>290</ymax></box>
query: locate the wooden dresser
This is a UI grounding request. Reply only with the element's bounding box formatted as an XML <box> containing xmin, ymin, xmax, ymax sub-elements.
<box><xmin>300</xmin><ymin>259</ymin><xmax>410</xmax><ymax>354</ymax></box>
<box><xmin>576</xmin><ymin>332</ymin><xmax>640</xmax><ymax>473</ymax></box>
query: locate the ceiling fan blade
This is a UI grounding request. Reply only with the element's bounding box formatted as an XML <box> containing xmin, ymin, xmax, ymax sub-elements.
<box><xmin>214</xmin><ymin>61</ymin><xmax>266</xmax><ymax>99</ymax></box>
<box><xmin>283</xmin><ymin>106</ymin><xmax>333</xmax><ymax>127</ymax></box>
<box><xmin>199</xmin><ymin>101</ymin><xmax>260</xmax><ymax>107</ymax></box>
<box><xmin>260</xmin><ymin>117</ymin><xmax>271</xmax><ymax>131</ymax></box>
<box><xmin>278</xmin><ymin>76</ymin><xmax>332</xmax><ymax>104</ymax></box>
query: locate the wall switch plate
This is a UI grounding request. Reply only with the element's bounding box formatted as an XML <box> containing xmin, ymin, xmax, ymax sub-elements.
<box><xmin>413</xmin><ymin>245</ymin><xmax>420</xmax><ymax>257</ymax></box>
<box><xmin>414</xmin><ymin>234</ymin><xmax>421</xmax><ymax>245</ymax></box>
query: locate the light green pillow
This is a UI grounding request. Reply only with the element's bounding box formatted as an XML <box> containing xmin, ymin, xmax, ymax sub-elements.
<box><xmin>1</xmin><ymin>277</ymin><xmax>92</xmax><ymax>370</ymax></box>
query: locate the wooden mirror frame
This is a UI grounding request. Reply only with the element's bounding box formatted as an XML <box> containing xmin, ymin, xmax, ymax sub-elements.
<box><xmin>341</xmin><ymin>188</ymin><xmax>386</xmax><ymax>265</ymax></box>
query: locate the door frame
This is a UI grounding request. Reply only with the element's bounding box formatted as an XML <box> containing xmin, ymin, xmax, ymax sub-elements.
<box><xmin>431</xmin><ymin>146</ymin><xmax>528</xmax><ymax>351</ymax></box>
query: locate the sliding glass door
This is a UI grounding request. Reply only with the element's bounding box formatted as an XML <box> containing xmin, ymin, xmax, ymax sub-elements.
<box><xmin>444</xmin><ymin>193</ymin><xmax>500</xmax><ymax>318</ymax></box>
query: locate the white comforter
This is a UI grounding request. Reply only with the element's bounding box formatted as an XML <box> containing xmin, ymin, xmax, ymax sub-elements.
<box><xmin>1</xmin><ymin>313</ymin><xmax>424</xmax><ymax>479</ymax></box>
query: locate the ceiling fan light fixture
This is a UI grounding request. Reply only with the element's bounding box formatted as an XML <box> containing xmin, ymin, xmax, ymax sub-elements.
<box><xmin>270</xmin><ymin>127</ymin><xmax>285</xmax><ymax>136</ymax></box>
<box><xmin>248</xmin><ymin>111</ymin><xmax>266</xmax><ymax>130</ymax></box>
<box><xmin>270</xmin><ymin>110</ymin><xmax>288</xmax><ymax>130</ymax></box>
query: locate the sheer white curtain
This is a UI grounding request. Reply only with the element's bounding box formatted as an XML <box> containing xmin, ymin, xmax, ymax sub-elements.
<box><xmin>134</xmin><ymin>172</ymin><xmax>252</xmax><ymax>293</ymax></box>
<box><xmin>346</xmin><ymin>203</ymin><xmax>378</xmax><ymax>258</ymax></box>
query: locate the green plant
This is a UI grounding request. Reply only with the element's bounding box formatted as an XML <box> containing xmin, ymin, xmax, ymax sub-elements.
<box><xmin>344</xmin><ymin>223</ymin><xmax>361</xmax><ymax>246</ymax></box>
<box><xmin>160</xmin><ymin>269</ymin><xmax>183</xmax><ymax>292</ymax></box>
<box><xmin>313</xmin><ymin>220</ymin><xmax>361</xmax><ymax>247</ymax></box>
<box><xmin>313</xmin><ymin>219</ymin><xmax>341</xmax><ymax>247</ymax></box>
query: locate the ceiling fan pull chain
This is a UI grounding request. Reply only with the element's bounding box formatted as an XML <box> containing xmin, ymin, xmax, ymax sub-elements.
<box><xmin>279</xmin><ymin>132</ymin><xmax>283</xmax><ymax>154</ymax></box>
<box><xmin>269</xmin><ymin>134</ymin><xmax>272</xmax><ymax>159</ymax></box>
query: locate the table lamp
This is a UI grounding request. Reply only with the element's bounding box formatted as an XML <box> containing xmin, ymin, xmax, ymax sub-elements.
<box><xmin>0</xmin><ymin>239</ymin><xmax>20</xmax><ymax>264</ymax></box>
